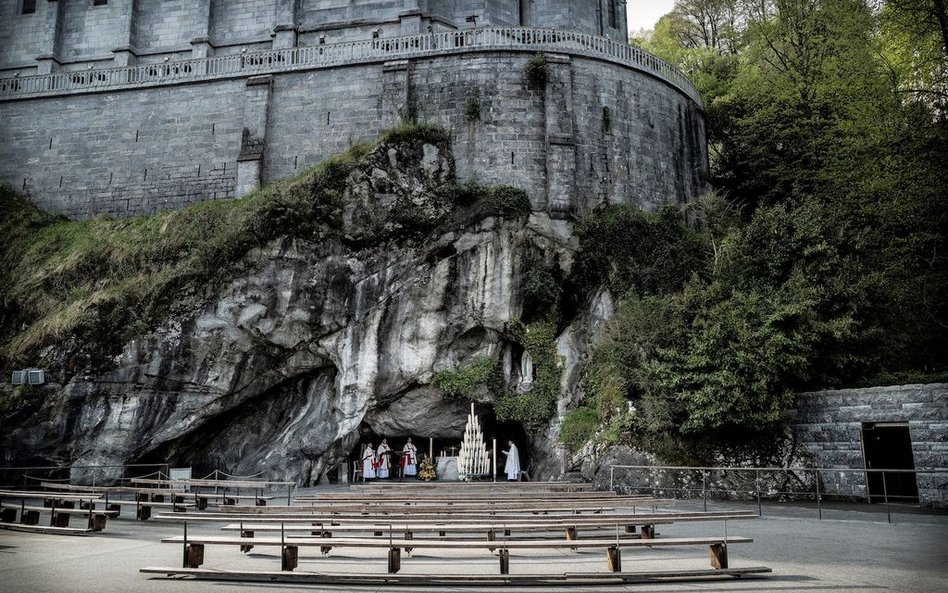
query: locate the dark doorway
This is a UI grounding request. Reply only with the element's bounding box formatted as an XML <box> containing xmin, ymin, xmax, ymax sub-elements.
<box><xmin>479</xmin><ymin>409</ymin><xmax>529</xmax><ymax>479</ymax></box>
<box><xmin>862</xmin><ymin>422</ymin><xmax>918</xmax><ymax>503</ymax></box>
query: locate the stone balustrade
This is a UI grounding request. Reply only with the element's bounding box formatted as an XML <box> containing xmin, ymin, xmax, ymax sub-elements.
<box><xmin>0</xmin><ymin>28</ymin><xmax>701</xmax><ymax>106</ymax></box>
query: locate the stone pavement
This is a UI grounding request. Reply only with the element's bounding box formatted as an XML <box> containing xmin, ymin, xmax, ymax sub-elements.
<box><xmin>0</xmin><ymin>497</ymin><xmax>945</xmax><ymax>593</ymax></box>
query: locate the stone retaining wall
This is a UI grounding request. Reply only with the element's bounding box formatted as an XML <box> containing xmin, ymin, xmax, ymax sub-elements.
<box><xmin>793</xmin><ymin>384</ymin><xmax>948</xmax><ymax>507</ymax></box>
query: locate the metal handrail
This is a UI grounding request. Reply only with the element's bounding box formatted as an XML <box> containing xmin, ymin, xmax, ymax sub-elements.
<box><xmin>0</xmin><ymin>28</ymin><xmax>702</xmax><ymax>106</ymax></box>
<box><xmin>608</xmin><ymin>464</ymin><xmax>948</xmax><ymax>523</ymax></box>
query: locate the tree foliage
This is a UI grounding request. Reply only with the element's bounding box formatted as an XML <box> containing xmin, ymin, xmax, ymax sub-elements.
<box><xmin>579</xmin><ymin>0</ymin><xmax>948</xmax><ymax>457</ymax></box>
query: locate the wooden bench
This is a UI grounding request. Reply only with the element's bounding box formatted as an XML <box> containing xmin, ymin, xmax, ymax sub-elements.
<box><xmin>161</xmin><ymin>533</ymin><xmax>754</xmax><ymax>574</ymax></box>
<box><xmin>139</xmin><ymin>565</ymin><xmax>771</xmax><ymax>585</ymax></box>
<box><xmin>217</xmin><ymin>511</ymin><xmax>756</xmax><ymax>539</ymax></box>
<box><xmin>349</xmin><ymin>482</ymin><xmax>592</xmax><ymax>492</ymax></box>
<box><xmin>0</xmin><ymin>522</ymin><xmax>94</xmax><ymax>535</ymax></box>
<box><xmin>1</xmin><ymin>502</ymin><xmax>117</xmax><ymax>530</ymax></box>
<box><xmin>153</xmin><ymin>509</ymin><xmax>701</xmax><ymax>524</ymax></box>
<box><xmin>294</xmin><ymin>491</ymin><xmax>620</xmax><ymax>502</ymax></box>
<box><xmin>220</xmin><ymin>499</ymin><xmax>669</xmax><ymax>516</ymax></box>
<box><xmin>105</xmin><ymin>499</ymin><xmax>195</xmax><ymax>520</ymax></box>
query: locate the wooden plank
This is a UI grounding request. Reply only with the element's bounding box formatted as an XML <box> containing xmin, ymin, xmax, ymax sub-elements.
<box><xmin>139</xmin><ymin>565</ymin><xmax>772</xmax><ymax>584</ymax></box>
<box><xmin>0</xmin><ymin>490</ymin><xmax>106</xmax><ymax>502</ymax></box>
<box><xmin>158</xmin><ymin>510</ymin><xmax>757</xmax><ymax>525</ymax></box>
<box><xmin>0</xmin><ymin>504</ymin><xmax>119</xmax><ymax>517</ymax></box>
<box><xmin>0</xmin><ymin>522</ymin><xmax>93</xmax><ymax>535</ymax></box>
<box><xmin>220</xmin><ymin>501</ymin><xmax>669</xmax><ymax>514</ymax></box>
<box><xmin>295</xmin><ymin>492</ymin><xmax>619</xmax><ymax>502</ymax></box>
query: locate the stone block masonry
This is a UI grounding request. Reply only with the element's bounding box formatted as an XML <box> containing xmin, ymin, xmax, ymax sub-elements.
<box><xmin>793</xmin><ymin>384</ymin><xmax>948</xmax><ymax>507</ymax></box>
<box><xmin>0</xmin><ymin>31</ymin><xmax>707</xmax><ymax>219</ymax></box>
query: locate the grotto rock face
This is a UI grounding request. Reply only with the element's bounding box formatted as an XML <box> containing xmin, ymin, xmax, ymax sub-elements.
<box><xmin>0</xmin><ymin>137</ymin><xmax>618</xmax><ymax>485</ymax></box>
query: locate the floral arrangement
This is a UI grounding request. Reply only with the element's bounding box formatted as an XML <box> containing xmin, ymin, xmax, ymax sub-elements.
<box><xmin>418</xmin><ymin>456</ymin><xmax>437</xmax><ymax>481</ymax></box>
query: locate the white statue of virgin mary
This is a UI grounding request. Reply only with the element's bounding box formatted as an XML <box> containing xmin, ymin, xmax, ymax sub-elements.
<box><xmin>517</xmin><ymin>350</ymin><xmax>534</xmax><ymax>393</ymax></box>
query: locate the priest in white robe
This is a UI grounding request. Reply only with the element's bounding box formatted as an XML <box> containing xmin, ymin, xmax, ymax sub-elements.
<box><xmin>376</xmin><ymin>438</ymin><xmax>392</xmax><ymax>479</ymax></box>
<box><xmin>402</xmin><ymin>437</ymin><xmax>418</xmax><ymax>477</ymax></box>
<box><xmin>502</xmin><ymin>440</ymin><xmax>521</xmax><ymax>481</ymax></box>
<box><xmin>361</xmin><ymin>442</ymin><xmax>376</xmax><ymax>480</ymax></box>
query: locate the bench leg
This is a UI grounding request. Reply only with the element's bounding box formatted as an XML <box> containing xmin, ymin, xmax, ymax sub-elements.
<box><xmin>21</xmin><ymin>510</ymin><xmax>40</xmax><ymax>525</ymax></box>
<box><xmin>320</xmin><ymin>531</ymin><xmax>333</xmax><ymax>554</ymax></box>
<box><xmin>439</xmin><ymin>530</ymin><xmax>446</xmax><ymax>537</ymax></box>
<box><xmin>240</xmin><ymin>530</ymin><xmax>254</xmax><ymax>553</ymax></box>
<box><xmin>404</xmin><ymin>531</ymin><xmax>413</xmax><ymax>555</ymax></box>
<box><xmin>137</xmin><ymin>506</ymin><xmax>152</xmax><ymax>521</ymax></box>
<box><xmin>152</xmin><ymin>494</ymin><xmax>165</xmax><ymax>503</ymax></box>
<box><xmin>566</xmin><ymin>526</ymin><xmax>578</xmax><ymax>551</ymax></box>
<box><xmin>0</xmin><ymin>508</ymin><xmax>17</xmax><ymax>523</ymax></box>
<box><xmin>88</xmin><ymin>514</ymin><xmax>107</xmax><ymax>531</ymax></box>
<box><xmin>487</xmin><ymin>530</ymin><xmax>496</xmax><ymax>552</ymax></box>
<box><xmin>196</xmin><ymin>497</ymin><xmax>208</xmax><ymax>511</ymax></box>
<box><xmin>499</xmin><ymin>549</ymin><xmax>510</xmax><ymax>575</ymax></box>
<box><xmin>107</xmin><ymin>503</ymin><xmax>121</xmax><ymax>518</ymax></box>
<box><xmin>256</xmin><ymin>498</ymin><xmax>267</xmax><ymax>507</ymax></box>
<box><xmin>388</xmin><ymin>547</ymin><xmax>401</xmax><ymax>574</ymax></box>
<box><xmin>607</xmin><ymin>546</ymin><xmax>622</xmax><ymax>572</ymax></box>
<box><xmin>625</xmin><ymin>525</ymin><xmax>637</xmax><ymax>534</ymax></box>
<box><xmin>709</xmin><ymin>543</ymin><xmax>728</xmax><ymax>569</ymax></box>
<box><xmin>223</xmin><ymin>497</ymin><xmax>236</xmax><ymax>506</ymax></box>
<box><xmin>50</xmin><ymin>512</ymin><xmax>70</xmax><ymax>528</ymax></box>
<box><xmin>640</xmin><ymin>524</ymin><xmax>655</xmax><ymax>539</ymax></box>
<box><xmin>185</xmin><ymin>544</ymin><xmax>205</xmax><ymax>569</ymax></box>
<box><xmin>282</xmin><ymin>545</ymin><xmax>299</xmax><ymax>571</ymax></box>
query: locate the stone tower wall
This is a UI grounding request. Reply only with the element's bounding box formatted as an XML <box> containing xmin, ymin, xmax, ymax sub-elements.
<box><xmin>1</xmin><ymin>45</ymin><xmax>706</xmax><ymax>218</ymax></box>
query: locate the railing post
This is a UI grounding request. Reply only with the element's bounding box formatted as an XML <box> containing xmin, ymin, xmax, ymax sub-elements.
<box><xmin>609</xmin><ymin>466</ymin><xmax>614</xmax><ymax>492</ymax></box>
<box><xmin>882</xmin><ymin>471</ymin><xmax>891</xmax><ymax>524</ymax></box>
<box><xmin>702</xmin><ymin>471</ymin><xmax>708</xmax><ymax>512</ymax></box>
<box><xmin>815</xmin><ymin>468</ymin><xmax>822</xmax><ymax>520</ymax></box>
<box><xmin>755</xmin><ymin>469</ymin><xmax>762</xmax><ymax>517</ymax></box>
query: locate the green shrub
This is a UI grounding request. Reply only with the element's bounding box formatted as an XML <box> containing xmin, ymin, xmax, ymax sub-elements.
<box><xmin>520</xmin><ymin>255</ymin><xmax>561</xmax><ymax>322</ymax></box>
<box><xmin>559</xmin><ymin>407</ymin><xmax>600</xmax><ymax>452</ymax></box>
<box><xmin>524</xmin><ymin>53</ymin><xmax>549</xmax><ymax>88</ymax></box>
<box><xmin>464</xmin><ymin>91</ymin><xmax>482</xmax><ymax>123</ymax></box>
<box><xmin>495</xmin><ymin>319</ymin><xmax>562</xmax><ymax>425</ymax></box>
<box><xmin>433</xmin><ymin>356</ymin><xmax>496</xmax><ymax>399</ymax></box>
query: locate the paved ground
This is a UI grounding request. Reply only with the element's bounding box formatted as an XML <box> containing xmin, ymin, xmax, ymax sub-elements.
<box><xmin>1</xmin><ymin>493</ymin><xmax>946</xmax><ymax>593</ymax></box>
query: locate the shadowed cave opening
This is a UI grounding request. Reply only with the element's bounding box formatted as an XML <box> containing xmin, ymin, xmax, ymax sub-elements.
<box><xmin>347</xmin><ymin>406</ymin><xmax>529</xmax><ymax>482</ymax></box>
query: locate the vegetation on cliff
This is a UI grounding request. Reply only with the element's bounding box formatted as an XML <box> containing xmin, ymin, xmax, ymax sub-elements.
<box><xmin>0</xmin><ymin>124</ymin><xmax>530</xmax><ymax>373</ymax></box>
<box><xmin>567</xmin><ymin>0</ymin><xmax>948</xmax><ymax>459</ymax></box>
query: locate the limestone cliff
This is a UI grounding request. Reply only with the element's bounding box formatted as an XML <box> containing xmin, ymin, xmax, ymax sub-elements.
<box><xmin>0</xmin><ymin>129</ymin><xmax>608</xmax><ymax>484</ymax></box>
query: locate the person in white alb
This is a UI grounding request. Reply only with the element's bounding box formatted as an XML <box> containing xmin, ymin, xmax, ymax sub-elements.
<box><xmin>402</xmin><ymin>437</ymin><xmax>418</xmax><ymax>477</ymax></box>
<box><xmin>362</xmin><ymin>442</ymin><xmax>376</xmax><ymax>480</ymax></box>
<box><xmin>376</xmin><ymin>437</ymin><xmax>392</xmax><ymax>479</ymax></box>
<box><xmin>502</xmin><ymin>440</ymin><xmax>520</xmax><ymax>481</ymax></box>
